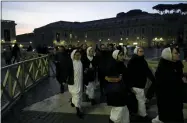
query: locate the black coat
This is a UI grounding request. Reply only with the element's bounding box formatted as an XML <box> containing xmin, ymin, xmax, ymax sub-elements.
<box><xmin>155</xmin><ymin>58</ymin><xmax>184</xmax><ymax>122</ymax></box>
<box><xmin>105</xmin><ymin>58</ymin><xmax>130</xmax><ymax>106</ymax></box>
<box><xmin>97</xmin><ymin>50</ymin><xmax>113</xmax><ymax>77</ymax></box>
<box><xmin>127</xmin><ymin>54</ymin><xmax>155</xmax><ymax>88</ymax></box>
<box><xmin>54</xmin><ymin>52</ymin><xmax>72</xmax><ymax>84</ymax></box>
<box><xmin>82</xmin><ymin>56</ymin><xmax>97</xmax><ymax>85</ymax></box>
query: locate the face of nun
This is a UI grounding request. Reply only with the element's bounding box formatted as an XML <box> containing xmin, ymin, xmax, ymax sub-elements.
<box><xmin>117</xmin><ymin>52</ymin><xmax>124</xmax><ymax>61</ymax></box>
<box><xmin>74</xmin><ymin>52</ymin><xmax>81</xmax><ymax>60</ymax></box>
<box><xmin>88</xmin><ymin>48</ymin><xmax>94</xmax><ymax>57</ymax></box>
<box><xmin>137</xmin><ymin>48</ymin><xmax>144</xmax><ymax>56</ymax></box>
<box><xmin>172</xmin><ymin>48</ymin><xmax>180</xmax><ymax>61</ymax></box>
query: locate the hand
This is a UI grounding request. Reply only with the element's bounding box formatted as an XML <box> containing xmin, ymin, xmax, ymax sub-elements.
<box><xmin>84</xmin><ymin>68</ymin><xmax>88</xmax><ymax>73</ymax></box>
<box><xmin>105</xmin><ymin>76</ymin><xmax>121</xmax><ymax>82</ymax></box>
<box><xmin>183</xmin><ymin>77</ymin><xmax>187</xmax><ymax>83</ymax></box>
<box><xmin>131</xmin><ymin>89</ymin><xmax>137</xmax><ymax>95</ymax></box>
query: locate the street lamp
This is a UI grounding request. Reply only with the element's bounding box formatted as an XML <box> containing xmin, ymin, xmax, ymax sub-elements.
<box><xmin>99</xmin><ymin>39</ymin><xmax>101</xmax><ymax>42</ymax></box>
<box><xmin>30</xmin><ymin>41</ymin><xmax>32</xmax><ymax>44</ymax></box>
<box><xmin>120</xmin><ymin>38</ymin><xmax>123</xmax><ymax>41</ymax></box>
<box><xmin>108</xmin><ymin>38</ymin><xmax>110</xmax><ymax>41</ymax></box>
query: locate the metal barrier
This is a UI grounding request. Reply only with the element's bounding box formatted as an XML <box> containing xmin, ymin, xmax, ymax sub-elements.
<box><xmin>1</xmin><ymin>55</ymin><xmax>50</xmax><ymax>115</ymax></box>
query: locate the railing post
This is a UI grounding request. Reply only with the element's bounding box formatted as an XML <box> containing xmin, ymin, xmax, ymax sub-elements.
<box><xmin>21</xmin><ymin>62</ymin><xmax>25</xmax><ymax>91</ymax></box>
<box><xmin>8</xmin><ymin>68</ymin><xmax>13</xmax><ymax>98</ymax></box>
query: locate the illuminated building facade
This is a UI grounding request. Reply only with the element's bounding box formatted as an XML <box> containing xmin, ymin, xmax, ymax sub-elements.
<box><xmin>33</xmin><ymin>10</ymin><xmax>186</xmax><ymax>47</ymax></box>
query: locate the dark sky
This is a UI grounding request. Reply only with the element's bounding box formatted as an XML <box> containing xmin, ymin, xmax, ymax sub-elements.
<box><xmin>2</xmin><ymin>2</ymin><xmax>183</xmax><ymax>35</ymax></box>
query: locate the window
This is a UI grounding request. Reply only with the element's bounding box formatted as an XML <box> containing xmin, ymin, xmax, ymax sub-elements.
<box><xmin>123</xmin><ymin>30</ymin><xmax>126</xmax><ymax>36</ymax></box>
<box><xmin>113</xmin><ymin>31</ymin><xmax>115</xmax><ymax>36</ymax></box>
<box><xmin>127</xmin><ymin>29</ymin><xmax>129</xmax><ymax>36</ymax></box>
<box><xmin>4</xmin><ymin>29</ymin><xmax>11</xmax><ymax>41</ymax></box>
<box><xmin>56</xmin><ymin>32</ymin><xmax>60</xmax><ymax>42</ymax></box>
<box><xmin>134</xmin><ymin>29</ymin><xmax>136</xmax><ymax>34</ymax></box>
<box><xmin>120</xmin><ymin>31</ymin><xmax>123</xmax><ymax>35</ymax></box>
<box><xmin>64</xmin><ymin>32</ymin><xmax>67</xmax><ymax>38</ymax></box>
<box><xmin>142</xmin><ymin>28</ymin><xmax>145</xmax><ymax>34</ymax></box>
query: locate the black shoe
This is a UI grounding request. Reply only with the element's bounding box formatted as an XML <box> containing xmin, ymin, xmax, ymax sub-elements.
<box><xmin>91</xmin><ymin>99</ymin><xmax>97</xmax><ymax>106</ymax></box>
<box><xmin>109</xmin><ymin>118</ymin><xmax>114</xmax><ymax>123</ymax></box>
<box><xmin>71</xmin><ymin>102</ymin><xmax>75</xmax><ymax>107</ymax></box>
<box><xmin>76</xmin><ymin>107</ymin><xmax>84</xmax><ymax>119</ymax></box>
<box><xmin>69</xmin><ymin>98</ymin><xmax>75</xmax><ymax>107</ymax></box>
<box><xmin>85</xmin><ymin>94</ymin><xmax>90</xmax><ymax>102</ymax></box>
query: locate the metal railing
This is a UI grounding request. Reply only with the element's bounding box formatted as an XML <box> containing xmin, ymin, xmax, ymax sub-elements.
<box><xmin>1</xmin><ymin>55</ymin><xmax>51</xmax><ymax>115</ymax></box>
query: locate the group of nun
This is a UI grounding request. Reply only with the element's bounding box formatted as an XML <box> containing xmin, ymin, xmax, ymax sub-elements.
<box><xmin>54</xmin><ymin>44</ymin><xmax>186</xmax><ymax>123</ymax></box>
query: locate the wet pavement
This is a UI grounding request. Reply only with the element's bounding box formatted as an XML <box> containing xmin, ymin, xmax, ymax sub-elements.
<box><xmin>2</xmin><ymin>74</ymin><xmax>187</xmax><ymax>123</ymax></box>
<box><xmin>1</xmin><ymin>48</ymin><xmax>187</xmax><ymax>123</ymax></box>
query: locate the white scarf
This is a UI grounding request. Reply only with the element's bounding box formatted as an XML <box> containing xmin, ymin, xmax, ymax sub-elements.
<box><xmin>87</xmin><ymin>47</ymin><xmax>94</xmax><ymax>68</ymax></box>
<box><xmin>112</xmin><ymin>50</ymin><xmax>120</xmax><ymax>60</ymax></box>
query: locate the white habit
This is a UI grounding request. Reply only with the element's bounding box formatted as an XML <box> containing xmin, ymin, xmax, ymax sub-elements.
<box><xmin>68</xmin><ymin>50</ymin><xmax>83</xmax><ymax>108</ymax></box>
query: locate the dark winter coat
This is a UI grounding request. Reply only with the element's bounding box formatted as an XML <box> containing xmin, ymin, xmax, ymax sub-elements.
<box><xmin>82</xmin><ymin>56</ymin><xmax>97</xmax><ymax>85</ymax></box>
<box><xmin>155</xmin><ymin>58</ymin><xmax>184</xmax><ymax>122</ymax></box>
<box><xmin>97</xmin><ymin>50</ymin><xmax>113</xmax><ymax>77</ymax></box>
<box><xmin>105</xmin><ymin>58</ymin><xmax>130</xmax><ymax>106</ymax></box>
<box><xmin>54</xmin><ymin>51</ymin><xmax>72</xmax><ymax>84</ymax></box>
<box><xmin>127</xmin><ymin>54</ymin><xmax>155</xmax><ymax>89</ymax></box>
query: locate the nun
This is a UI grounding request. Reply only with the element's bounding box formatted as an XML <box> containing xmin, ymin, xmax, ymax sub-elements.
<box><xmin>127</xmin><ymin>46</ymin><xmax>155</xmax><ymax>121</ymax></box>
<box><xmin>105</xmin><ymin>49</ymin><xmax>131</xmax><ymax>123</ymax></box>
<box><xmin>82</xmin><ymin>47</ymin><xmax>97</xmax><ymax>105</ymax></box>
<box><xmin>68</xmin><ymin>49</ymin><xmax>84</xmax><ymax>118</ymax></box>
<box><xmin>152</xmin><ymin>46</ymin><xmax>184</xmax><ymax>123</ymax></box>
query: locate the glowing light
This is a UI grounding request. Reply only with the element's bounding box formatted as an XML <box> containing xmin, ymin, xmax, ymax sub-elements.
<box><xmin>119</xmin><ymin>43</ymin><xmax>123</xmax><ymax>45</ymax></box>
<box><xmin>99</xmin><ymin>39</ymin><xmax>101</xmax><ymax>42</ymax></box>
<box><xmin>155</xmin><ymin>37</ymin><xmax>157</xmax><ymax>40</ymax></box>
<box><xmin>160</xmin><ymin>38</ymin><xmax>163</xmax><ymax>41</ymax></box>
<box><xmin>53</xmin><ymin>40</ymin><xmax>57</xmax><ymax>44</ymax></box>
<box><xmin>30</xmin><ymin>41</ymin><xmax>32</xmax><ymax>44</ymax></box>
<box><xmin>12</xmin><ymin>44</ymin><xmax>14</xmax><ymax>47</ymax></box>
<box><xmin>11</xmin><ymin>40</ymin><xmax>16</xmax><ymax>43</ymax></box>
<box><xmin>85</xmin><ymin>40</ymin><xmax>87</xmax><ymax>42</ymax></box>
<box><xmin>133</xmin><ymin>42</ymin><xmax>138</xmax><ymax>45</ymax></box>
<box><xmin>137</xmin><ymin>37</ymin><xmax>139</xmax><ymax>40</ymax></box>
<box><xmin>120</xmin><ymin>38</ymin><xmax>123</xmax><ymax>40</ymax></box>
<box><xmin>126</xmin><ymin>38</ymin><xmax>128</xmax><ymax>40</ymax></box>
<box><xmin>108</xmin><ymin>38</ymin><xmax>110</xmax><ymax>41</ymax></box>
<box><xmin>78</xmin><ymin>41</ymin><xmax>80</xmax><ymax>42</ymax></box>
<box><xmin>19</xmin><ymin>44</ymin><xmax>23</xmax><ymax>48</ymax></box>
<box><xmin>1</xmin><ymin>40</ymin><xmax>5</xmax><ymax>43</ymax></box>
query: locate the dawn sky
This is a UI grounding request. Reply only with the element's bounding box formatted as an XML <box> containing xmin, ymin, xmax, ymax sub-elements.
<box><xmin>2</xmin><ymin>2</ymin><xmax>183</xmax><ymax>35</ymax></box>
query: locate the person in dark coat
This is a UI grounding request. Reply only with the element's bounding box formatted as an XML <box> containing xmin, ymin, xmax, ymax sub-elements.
<box><xmin>80</xmin><ymin>43</ymin><xmax>87</xmax><ymax>61</ymax></box>
<box><xmin>54</xmin><ymin>46</ymin><xmax>70</xmax><ymax>93</ymax></box>
<box><xmin>82</xmin><ymin>47</ymin><xmax>97</xmax><ymax>105</ymax></box>
<box><xmin>152</xmin><ymin>46</ymin><xmax>185</xmax><ymax>123</ymax></box>
<box><xmin>97</xmin><ymin>44</ymin><xmax>110</xmax><ymax>102</ymax></box>
<box><xmin>3</xmin><ymin>45</ymin><xmax>12</xmax><ymax>65</ymax></box>
<box><xmin>12</xmin><ymin>43</ymin><xmax>21</xmax><ymax>63</ymax></box>
<box><xmin>127</xmin><ymin>46</ymin><xmax>155</xmax><ymax>121</ymax></box>
<box><xmin>105</xmin><ymin>49</ymin><xmax>131</xmax><ymax>123</ymax></box>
